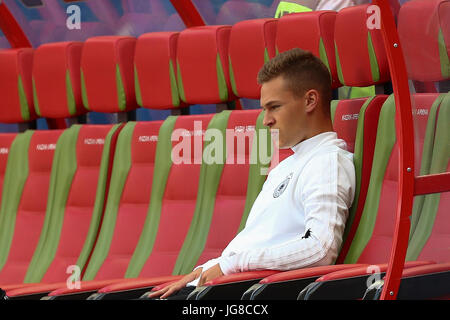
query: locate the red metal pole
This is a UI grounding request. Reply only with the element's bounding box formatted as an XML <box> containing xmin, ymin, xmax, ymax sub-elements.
<box><xmin>414</xmin><ymin>172</ymin><xmax>450</xmax><ymax>196</ymax></box>
<box><xmin>0</xmin><ymin>1</ymin><xmax>32</xmax><ymax>48</ymax></box>
<box><xmin>169</xmin><ymin>0</ymin><xmax>206</xmax><ymax>28</ymax></box>
<box><xmin>373</xmin><ymin>0</ymin><xmax>415</xmax><ymax>300</ymax></box>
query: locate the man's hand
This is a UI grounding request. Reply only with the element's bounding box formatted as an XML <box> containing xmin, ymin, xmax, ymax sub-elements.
<box><xmin>197</xmin><ymin>263</ymin><xmax>224</xmax><ymax>287</ymax></box>
<box><xmin>147</xmin><ymin>268</ymin><xmax>202</xmax><ymax>299</ymax></box>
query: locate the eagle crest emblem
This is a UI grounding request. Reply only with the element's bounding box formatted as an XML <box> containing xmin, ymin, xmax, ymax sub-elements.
<box><xmin>273</xmin><ymin>172</ymin><xmax>293</xmax><ymax>198</ymax></box>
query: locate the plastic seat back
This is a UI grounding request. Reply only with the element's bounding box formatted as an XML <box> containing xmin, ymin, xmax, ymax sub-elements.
<box><xmin>123</xmin><ymin>114</ymin><xmax>216</xmax><ymax>279</ymax></box>
<box><xmin>172</xmin><ymin>109</ymin><xmax>266</xmax><ymax>274</ymax></box>
<box><xmin>397</xmin><ymin>0</ymin><xmax>450</xmax><ymax>237</ymax></box>
<box><xmin>398</xmin><ymin>0</ymin><xmax>450</xmax><ymax>82</ymax></box>
<box><xmin>134</xmin><ymin>32</ymin><xmax>184</xmax><ymax>109</ymax></box>
<box><xmin>81</xmin><ymin>120</ymin><xmax>162</xmax><ymax>280</ymax></box>
<box><xmin>333</xmin><ymin>96</ymin><xmax>387</xmax><ymax>263</ymax></box>
<box><xmin>228</xmin><ymin>18</ymin><xmax>277</xmax><ymax>99</ymax></box>
<box><xmin>334</xmin><ymin>4</ymin><xmax>389</xmax><ymax>88</ymax></box>
<box><xmin>32</xmin><ymin>41</ymin><xmax>86</xmax><ymax>118</ymax></box>
<box><xmin>0</xmin><ymin>130</ymin><xmax>63</xmax><ymax>285</ymax></box>
<box><xmin>276</xmin><ymin>10</ymin><xmax>340</xmax><ymax>88</ymax></box>
<box><xmin>24</xmin><ymin>124</ymin><xmax>121</xmax><ymax>283</ymax></box>
<box><xmin>407</xmin><ymin>93</ymin><xmax>450</xmax><ymax>263</ymax></box>
<box><xmin>81</xmin><ymin>36</ymin><xmax>137</xmax><ymax>113</ymax></box>
<box><xmin>0</xmin><ymin>134</ymin><xmax>18</xmax><ymax>208</ymax></box>
<box><xmin>0</xmin><ymin>48</ymin><xmax>37</xmax><ymax>123</ymax></box>
<box><xmin>344</xmin><ymin>93</ymin><xmax>442</xmax><ymax>264</ymax></box>
<box><xmin>176</xmin><ymin>25</ymin><xmax>235</xmax><ymax>105</ymax></box>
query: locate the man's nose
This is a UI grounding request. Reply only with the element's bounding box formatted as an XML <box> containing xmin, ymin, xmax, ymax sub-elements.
<box><xmin>263</xmin><ymin>112</ymin><xmax>274</xmax><ymax>127</ymax></box>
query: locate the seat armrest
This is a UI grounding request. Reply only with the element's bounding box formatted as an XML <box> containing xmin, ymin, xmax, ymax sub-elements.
<box><xmin>317</xmin><ymin>260</ymin><xmax>434</xmax><ymax>282</ymax></box>
<box><xmin>6</xmin><ymin>282</ymin><xmax>67</xmax><ymax>300</ymax></box>
<box><xmin>363</xmin><ymin>262</ymin><xmax>450</xmax><ymax>300</ymax></box>
<box><xmin>242</xmin><ymin>264</ymin><xmax>368</xmax><ymax>300</ymax></box>
<box><xmin>204</xmin><ymin>270</ymin><xmax>280</xmax><ymax>286</ymax></box>
<box><xmin>260</xmin><ymin>264</ymin><xmax>368</xmax><ymax>284</ymax></box>
<box><xmin>187</xmin><ymin>270</ymin><xmax>280</xmax><ymax>300</ymax></box>
<box><xmin>88</xmin><ymin>275</ymin><xmax>185</xmax><ymax>300</ymax></box>
<box><xmin>41</xmin><ymin>279</ymin><xmax>126</xmax><ymax>300</ymax></box>
<box><xmin>298</xmin><ymin>260</ymin><xmax>434</xmax><ymax>300</ymax></box>
<box><xmin>400</xmin><ymin>262</ymin><xmax>450</xmax><ymax>278</ymax></box>
<box><xmin>98</xmin><ymin>275</ymin><xmax>184</xmax><ymax>294</ymax></box>
<box><xmin>1</xmin><ymin>283</ymin><xmax>45</xmax><ymax>291</ymax></box>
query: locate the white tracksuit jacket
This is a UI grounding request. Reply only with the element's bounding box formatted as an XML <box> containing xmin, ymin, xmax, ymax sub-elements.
<box><xmin>188</xmin><ymin>131</ymin><xmax>356</xmax><ymax>286</ymax></box>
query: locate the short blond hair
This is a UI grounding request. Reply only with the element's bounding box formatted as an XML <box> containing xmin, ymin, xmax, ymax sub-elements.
<box><xmin>257</xmin><ymin>48</ymin><xmax>332</xmax><ymax>113</ymax></box>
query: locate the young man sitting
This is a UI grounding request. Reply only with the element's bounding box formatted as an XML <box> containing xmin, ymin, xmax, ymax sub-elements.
<box><xmin>149</xmin><ymin>48</ymin><xmax>356</xmax><ymax>300</ymax></box>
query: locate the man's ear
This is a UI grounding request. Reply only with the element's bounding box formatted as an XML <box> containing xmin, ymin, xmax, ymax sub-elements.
<box><xmin>304</xmin><ymin>89</ymin><xmax>319</xmax><ymax>113</ymax></box>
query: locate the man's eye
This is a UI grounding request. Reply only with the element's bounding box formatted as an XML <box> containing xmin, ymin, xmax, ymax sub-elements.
<box><xmin>262</xmin><ymin>105</ymin><xmax>281</xmax><ymax>111</ymax></box>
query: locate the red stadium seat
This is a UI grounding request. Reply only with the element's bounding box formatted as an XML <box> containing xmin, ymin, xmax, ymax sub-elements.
<box><xmin>116</xmin><ymin>114</ymin><xmax>214</xmax><ymax>279</ymax></box>
<box><xmin>276</xmin><ymin>10</ymin><xmax>340</xmax><ymax>88</ymax></box>
<box><xmin>363</xmin><ymin>92</ymin><xmax>450</xmax><ymax>300</ymax></box>
<box><xmin>295</xmin><ymin>1</ymin><xmax>450</xmax><ymax>299</ymax></box>
<box><xmin>18</xmin><ymin>107</ymin><xmax>273</xmax><ymax>300</ymax></box>
<box><xmin>398</xmin><ymin>0</ymin><xmax>450</xmax><ymax>82</ymax></box>
<box><xmin>339</xmin><ymin>97</ymin><xmax>439</xmax><ymax>265</ymax></box>
<box><xmin>0</xmin><ymin>48</ymin><xmax>37</xmax><ymax>123</ymax></box>
<box><xmin>0</xmin><ymin>129</ymin><xmax>63</xmax><ymax>285</ymax></box>
<box><xmin>243</xmin><ymin>92</ymin><xmax>440</xmax><ymax>300</ymax></box>
<box><xmin>0</xmin><ymin>46</ymin><xmax>61</xmax><ymax>290</ymax></box>
<box><xmin>0</xmin><ymin>0</ymin><xmax>447</xmax><ymax>303</ymax></box>
<box><xmin>332</xmin><ymin>96</ymin><xmax>386</xmax><ymax>251</ymax></box>
<box><xmin>176</xmin><ymin>25</ymin><xmax>235</xmax><ymax>104</ymax></box>
<box><xmin>134</xmin><ymin>32</ymin><xmax>185</xmax><ymax>109</ymax></box>
<box><xmin>407</xmin><ymin>96</ymin><xmax>450</xmax><ymax>264</ymax></box>
<box><xmin>0</xmin><ymin>134</ymin><xmax>18</xmax><ymax>208</ymax></box>
<box><xmin>79</xmin><ymin>110</ymin><xmax>272</xmax><ymax>300</ymax></box>
<box><xmin>171</xmin><ymin>110</ymin><xmax>263</xmax><ymax>273</ymax></box>
<box><xmin>5</xmin><ymin>25</ymin><xmax>264</xmax><ymax>298</ymax></box>
<box><xmin>228</xmin><ymin>18</ymin><xmax>278</xmax><ymax>99</ymax></box>
<box><xmin>334</xmin><ymin>5</ymin><xmax>389</xmax><ymax>88</ymax></box>
<box><xmin>399</xmin><ymin>0</ymin><xmax>450</xmax><ymax>251</ymax></box>
<box><xmin>80</xmin><ymin>36</ymin><xmax>137</xmax><ymax>113</ymax></box>
<box><xmin>18</xmin><ymin>114</ymin><xmax>215</xmax><ymax>299</ymax></box>
<box><xmin>80</xmin><ymin>121</ymin><xmax>163</xmax><ymax>281</ymax></box>
<box><xmin>2</xmin><ymin>124</ymin><xmax>121</xmax><ymax>298</ymax></box>
<box><xmin>32</xmin><ymin>41</ymin><xmax>87</xmax><ymax>118</ymax></box>
<box><xmin>26</xmin><ymin>125</ymin><xmax>120</xmax><ymax>282</ymax></box>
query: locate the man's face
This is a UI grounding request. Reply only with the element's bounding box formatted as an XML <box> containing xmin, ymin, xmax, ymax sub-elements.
<box><xmin>260</xmin><ymin>76</ymin><xmax>309</xmax><ymax>149</ymax></box>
